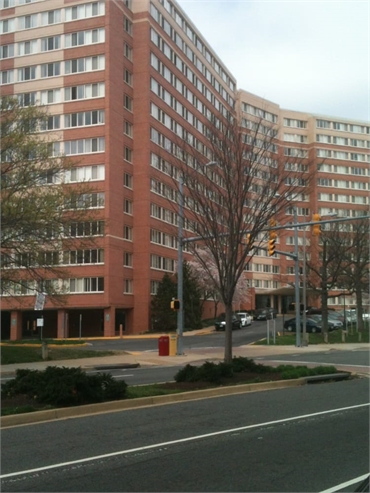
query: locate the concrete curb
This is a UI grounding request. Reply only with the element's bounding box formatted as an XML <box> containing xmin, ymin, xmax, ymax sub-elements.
<box><xmin>1</xmin><ymin>378</ymin><xmax>307</xmax><ymax>428</ymax></box>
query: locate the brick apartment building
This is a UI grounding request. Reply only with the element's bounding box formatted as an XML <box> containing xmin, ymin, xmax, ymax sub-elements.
<box><xmin>1</xmin><ymin>0</ymin><xmax>369</xmax><ymax>339</ymax></box>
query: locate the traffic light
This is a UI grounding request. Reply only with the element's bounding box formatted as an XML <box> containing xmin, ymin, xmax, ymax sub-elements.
<box><xmin>268</xmin><ymin>230</ymin><xmax>277</xmax><ymax>256</ymax></box>
<box><xmin>312</xmin><ymin>213</ymin><xmax>321</xmax><ymax>236</ymax></box>
<box><xmin>244</xmin><ymin>233</ymin><xmax>251</xmax><ymax>246</ymax></box>
<box><xmin>170</xmin><ymin>299</ymin><xmax>180</xmax><ymax>311</ymax></box>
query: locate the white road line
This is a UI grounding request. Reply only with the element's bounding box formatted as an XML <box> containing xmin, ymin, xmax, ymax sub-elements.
<box><xmin>258</xmin><ymin>359</ymin><xmax>369</xmax><ymax>369</ymax></box>
<box><xmin>319</xmin><ymin>472</ymin><xmax>369</xmax><ymax>493</ymax></box>
<box><xmin>1</xmin><ymin>403</ymin><xmax>368</xmax><ymax>480</ymax></box>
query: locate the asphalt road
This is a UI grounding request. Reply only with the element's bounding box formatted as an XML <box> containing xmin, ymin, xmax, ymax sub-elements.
<box><xmin>1</xmin><ymin>378</ymin><xmax>369</xmax><ymax>492</ymax></box>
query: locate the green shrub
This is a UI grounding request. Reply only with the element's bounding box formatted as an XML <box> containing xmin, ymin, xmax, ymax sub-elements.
<box><xmin>232</xmin><ymin>356</ymin><xmax>271</xmax><ymax>374</ymax></box>
<box><xmin>174</xmin><ymin>364</ymin><xmax>198</xmax><ymax>382</ymax></box>
<box><xmin>1</xmin><ymin>366</ymin><xmax>127</xmax><ymax>407</ymax></box>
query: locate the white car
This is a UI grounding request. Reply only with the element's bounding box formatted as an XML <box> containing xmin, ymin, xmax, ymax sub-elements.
<box><xmin>236</xmin><ymin>312</ymin><xmax>252</xmax><ymax>327</ymax></box>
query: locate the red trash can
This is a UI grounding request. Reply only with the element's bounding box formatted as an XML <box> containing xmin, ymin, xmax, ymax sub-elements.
<box><xmin>158</xmin><ymin>336</ymin><xmax>169</xmax><ymax>356</ymax></box>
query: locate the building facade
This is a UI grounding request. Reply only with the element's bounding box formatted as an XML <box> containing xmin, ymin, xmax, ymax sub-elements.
<box><xmin>1</xmin><ymin>0</ymin><xmax>369</xmax><ymax>339</ymax></box>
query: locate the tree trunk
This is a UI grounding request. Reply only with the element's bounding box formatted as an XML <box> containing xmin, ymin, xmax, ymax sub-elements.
<box><xmin>224</xmin><ymin>303</ymin><xmax>233</xmax><ymax>364</ymax></box>
<box><xmin>355</xmin><ymin>285</ymin><xmax>364</xmax><ymax>331</ymax></box>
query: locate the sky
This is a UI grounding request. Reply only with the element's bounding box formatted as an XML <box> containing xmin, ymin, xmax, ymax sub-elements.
<box><xmin>177</xmin><ymin>0</ymin><xmax>370</xmax><ymax>122</ymax></box>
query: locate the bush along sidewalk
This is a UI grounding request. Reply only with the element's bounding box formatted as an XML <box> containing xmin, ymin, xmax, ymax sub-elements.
<box><xmin>1</xmin><ymin>358</ymin><xmax>346</xmax><ymax>416</ymax></box>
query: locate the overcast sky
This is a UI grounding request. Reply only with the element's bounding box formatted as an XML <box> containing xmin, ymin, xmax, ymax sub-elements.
<box><xmin>177</xmin><ymin>0</ymin><xmax>369</xmax><ymax>122</ymax></box>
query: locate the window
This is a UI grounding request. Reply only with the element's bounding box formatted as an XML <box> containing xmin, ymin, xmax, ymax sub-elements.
<box><xmin>124</xmin><ymin>69</ymin><xmax>133</xmax><ymax>85</ymax></box>
<box><xmin>41</xmin><ymin>36</ymin><xmax>61</xmax><ymax>52</ymax></box>
<box><xmin>64</xmin><ymin>110</ymin><xmax>105</xmax><ymax>128</ymax></box>
<box><xmin>124</xmin><ymin>199</ymin><xmax>133</xmax><ymax>214</ymax></box>
<box><xmin>0</xmin><ymin>18</ymin><xmax>15</xmax><ymax>33</ymax></box>
<box><xmin>124</xmin><ymin>17</ymin><xmax>132</xmax><ymax>35</ymax></box>
<box><xmin>124</xmin><ymin>225</ymin><xmax>133</xmax><ymax>240</ymax></box>
<box><xmin>124</xmin><ymin>121</ymin><xmax>133</xmax><ymax>137</ymax></box>
<box><xmin>69</xmin><ymin>277</ymin><xmax>104</xmax><ymax>293</ymax></box>
<box><xmin>41</xmin><ymin>62</ymin><xmax>61</xmax><ymax>78</ymax></box>
<box><xmin>124</xmin><ymin>43</ymin><xmax>132</xmax><ymax>60</ymax></box>
<box><xmin>124</xmin><ymin>252</ymin><xmax>133</xmax><ymax>267</ymax></box>
<box><xmin>124</xmin><ymin>95</ymin><xmax>133</xmax><ymax>111</ymax></box>
<box><xmin>64</xmin><ymin>137</ymin><xmax>105</xmax><ymax>155</ymax></box>
<box><xmin>40</xmin><ymin>89</ymin><xmax>61</xmax><ymax>104</ymax></box>
<box><xmin>65</xmin><ymin>55</ymin><xmax>105</xmax><ymax>74</ymax></box>
<box><xmin>64</xmin><ymin>82</ymin><xmax>105</xmax><ymax>101</ymax></box>
<box><xmin>150</xmin><ymin>280</ymin><xmax>160</xmax><ymax>295</ymax></box>
<box><xmin>40</xmin><ymin>115</ymin><xmax>61</xmax><ymax>131</ymax></box>
<box><xmin>18</xmin><ymin>14</ymin><xmax>38</xmax><ymax>29</ymax></box>
<box><xmin>124</xmin><ymin>173</ymin><xmax>133</xmax><ymax>188</ymax></box>
<box><xmin>124</xmin><ymin>147</ymin><xmax>132</xmax><ymax>162</ymax></box>
<box><xmin>66</xmin><ymin>220</ymin><xmax>104</xmax><ymax>237</ymax></box>
<box><xmin>124</xmin><ymin>279</ymin><xmax>133</xmax><ymax>294</ymax></box>
<box><xmin>0</xmin><ymin>70</ymin><xmax>14</xmax><ymax>84</ymax></box>
<box><xmin>65</xmin><ymin>2</ymin><xmax>105</xmax><ymax>22</ymax></box>
<box><xmin>17</xmin><ymin>92</ymin><xmax>37</xmax><ymax>106</ymax></box>
<box><xmin>18</xmin><ymin>66</ymin><xmax>36</xmax><ymax>81</ymax></box>
<box><xmin>41</xmin><ymin>10</ymin><xmax>61</xmax><ymax>26</ymax></box>
<box><xmin>65</xmin><ymin>28</ymin><xmax>105</xmax><ymax>47</ymax></box>
<box><xmin>0</xmin><ymin>44</ymin><xmax>14</xmax><ymax>59</ymax></box>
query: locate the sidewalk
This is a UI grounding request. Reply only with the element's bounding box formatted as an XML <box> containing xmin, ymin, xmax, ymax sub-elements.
<box><xmin>1</xmin><ymin>340</ymin><xmax>369</xmax><ymax>376</ymax></box>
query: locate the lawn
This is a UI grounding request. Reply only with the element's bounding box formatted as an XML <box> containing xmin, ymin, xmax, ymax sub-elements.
<box><xmin>1</xmin><ymin>345</ymin><xmax>117</xmax><ymax>365</ymax></box>
<box><xmin>254</xmin><ymin>326</ymin><xmax>369</xmax><ymax>345</ymax></box>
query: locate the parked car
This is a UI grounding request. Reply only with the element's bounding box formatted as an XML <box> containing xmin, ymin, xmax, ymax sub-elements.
<box><xmin>309</xmin><ymin>314</ymin><xmax>341</xmax><ymax>331</ymax></box>
<box><xmin>254</xmin><ymin>308</ymin><xmax>277</xmax><ymax>321</ymax></box>
<box><xmin>215</xmin><ymin>314</ymin><xmax>242</xmax><ymax>331</ymax></box>
<box><xmin>236</xmin><ymin>311</ymin><xmax>252</xmax><ymax>327</ymax></box>
<box><xmin>283</xmin><ymin>317</ymin><xmax>322</xmax><ymax>333</ymax></box>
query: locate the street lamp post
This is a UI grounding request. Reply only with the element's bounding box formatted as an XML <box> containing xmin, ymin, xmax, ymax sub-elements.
<box><xmin>293</xmin><ymin>207</ymin><xmax>301</xmax><ymax>347</ymax></box>
<box><xmin>177</xmin><ymin>174</ymin><xmax>184</xmax><ymax>355</ymax></box>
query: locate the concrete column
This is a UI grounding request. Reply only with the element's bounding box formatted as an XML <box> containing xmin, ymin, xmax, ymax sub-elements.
<box><xmin>10</xmin><ymin>311</ymin><xmax>22</xmax><ymax>341</ymax></box>
<box><xmin>104</xmin><ymin>307</ymin><xmax>115</xmax><ymax>337</ymax></box>
<box><xmin>57</xmin><ymin>310</ymin><xmax>68</xmax><ymax>339</ymax></box>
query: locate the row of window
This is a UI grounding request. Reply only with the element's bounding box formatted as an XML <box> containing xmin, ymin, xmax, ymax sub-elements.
<box><xmin>316</xmin><ymin>134</ymin><xmax>369</xmax><ymax>148</ymax></box>
<box><xmin>150</xmin><ymin>27</ymin><xmax>233</xmax><ymax>108</ymax></box>
<box><xmin>65</xmin><ymin>221</ymin><xmax>105</xmax><ymax>238</ymax></box>
<box><xmin>318</xmin><ymin>163</ymin><xmax>368</xmax><ymax>175</ymax></box>
<box><xmin>150</xmin><ymin>229</ymin><xmax>178</xmax><ymax>249</ymax></box>
<box><xmin>0</xmin><ymin>29</ymin><xmax>105</xmax><ymax>60</ymax></box>
<box><xmin>14</xmin><ymin>249</ymin><xmax>104</xmax><ymax>267</ymax></box>
<box><xmin>241</xmin><ymin>103</ymin><xmax>278</xmax><ymax>124</ymax></box>
<box><xmin>1</xmin><ymin>0</ymin><xmax>39</xmax><ymax>8</ymax></box>
<box><xmin>16</xmin><ymin>83</ymin><xmax>105</xmax><ymax>108</ymax></box>
<box><xmin>150</xmin><ymin>202</ymin><xmax>195</xmax><ymax>233</ymax></box>
<box><xmin>150</xmin><ymin>52</ymin><xmax>231</xmax><ymax>122</ymax></box>
<box><xmin>319</xmin><ymin>208</ymin><xmax>368</xmax><ymax>218</ymax></box>
<box><xmin>156</xmin><ymin>0</ymin><xmax>236</xmax><ymax>93</ymax></box>
<box><xmin>150</xmin><ymin>104</ymin><xmax>212</xmax><ymax>160</ymax></box>
<box><xmin>150</xmin><ymin>254</ymin><xmax>175</xmax><ymax>272</ymax></box>
<box><xmin>65</xmin><ymin>192</ymin><xmax>105</xmax><ymax>210</ymax></box>
<box><xmin>318</xmin><ymin>193</ymin><xmax>368</xmax><ymax>204</ymax></box>
<box><xmin>0</xmin><ymin>1</ymin><xmax>105</xmax><ymax>33</ymax></box>
<box><xmin>317</xmin><ymin>178</ymin><xmax>368</xmax><ymax>190</ymax></box>
<box><xmin>1</xmin><ymin>56</ymin><xmax>105</xmax><ymax>85</ymax></box>
<box><xmin>316</xmin><ymin>149</ymin><xmax>369</xmax><ymax>162</ymax></box>
<box><xmin>151</xmin><ymin>77</ymin><xmax>214</xmax><ymax>135</ymax></box>
<box><xmin>316</xmin><ymin>119</ymin><xmax>369</xmax><ymax>135</ymax></box>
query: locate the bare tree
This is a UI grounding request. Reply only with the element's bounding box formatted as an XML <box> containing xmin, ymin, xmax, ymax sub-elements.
<box><xmin>168</xmin><ymin>114</ymin><xmax>309</xmax><ymax>362</ymax></box>
<box><xmin>305</xmin><ymin>222</ymin><xmax>353</xmax><ymax>334</ymax></box>
<box><xmin>1</xmin><ymin>97</ymin><xmax>99</xmax><ymax>302</ymax></box>
<box><xmin>339</xmin><ymin>216</ymin><xmax>370</xmax><ymax>331</ymax></box>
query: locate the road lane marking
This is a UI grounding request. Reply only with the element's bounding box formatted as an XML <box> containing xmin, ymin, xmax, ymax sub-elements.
<box><xmin>319</xmin><ymin>472</ymin><xmax>369</xmax><ymax>493</ymax></box>
<box><xmin>1</xmin><ymin>403</ymin><xmax>369</xmax><ymax>480</ymax></box>
<box><xmin>257</xmin><ymin>359</ymin><xmax>369</xmax><ymax>369</ymax></box>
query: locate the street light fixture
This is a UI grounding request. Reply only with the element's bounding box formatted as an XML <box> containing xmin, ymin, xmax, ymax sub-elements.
<box><xmin>176</xmin><ymin>160</ymin><xmax>217</xmax><ymax>355</ymax></box>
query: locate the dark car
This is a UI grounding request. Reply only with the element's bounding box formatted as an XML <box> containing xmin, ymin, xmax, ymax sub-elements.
<box><xmin>254</xmin><ymin>308</ymin><xmax>277</xmax><ymax>321</ymax></box>
<box><xmin>215</xmin><ymin>314</ymin><xmax>242</xmax><ymax>331</ymax></box>
<box><xmin>283</xmin><ymin>317</ymin><xmax>322</xmax><ymax>333</ymax></box>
